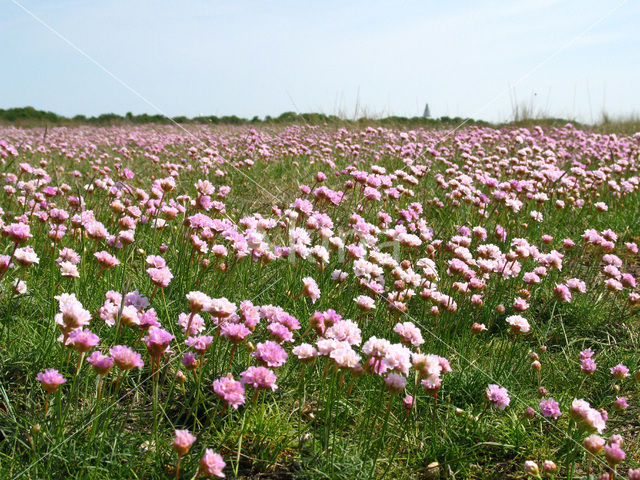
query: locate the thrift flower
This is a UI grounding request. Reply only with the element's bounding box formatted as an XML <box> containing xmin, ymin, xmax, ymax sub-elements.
<box><xmin>604</xmin><ymin>442</ymin><xmax>625</xmax><ymax>467</ymax></box>
<box><xmin>610</xmin><ymin>364</ymin><xmax>630</xmax><ymax>380</ymax></box>
<box><xmin>109</xmin><ymin>345</ymin><xmax>144</xmax><ymax>370</ymax></box>
<box><xmin>199</xmin><ymin>449</ymin><xmax>226</xmax><ymax>478</ymax></box>
<box><xmin>36</xmin><ymin>369</ymin><xmax>66</xmax><ymax>393</ymax></box>
<box><xmin>301</xmin><ymin>277</ymin><xmax>321</xmax><ymax>303</ymax></box>
<box><xmin>240</xmin><ymin>366</ymin><xmax>278</xmax><ymax>391</ymax></box>
<box><xmin>87</xmin><ymin>351</ymin><xmax>114</xmax><ymax>375</ymax></box>
<box><xmin>505</xmin><ymin>315</ymin><xmax>530</xmax><ymax>334</ymax></box>
<box><xmin>67</xmin><ymin>328</ymin><xmax>100</xmax><ymax>353</ymax></box>
<box><xmin>173</xmin><ymin>429</ymin><xmax>196</xmax><ymax>456</ymax></box>
<box><xmin>252</xmin><ymin>341</ymin><xmax>288</xmax><ymax>367</ymax></box>
<box><xmin>485</xmin><ymin>384</ymin><xmax>510</xmax><ymax>409</ymax></box>
<box><xmin>539</xmin><ymin>398</ymin><xmax>561</xmax><ymax>419</ymax></box>
<box><xmin>213</xmin><ymin>375</ymin><xmax>246</xmax><ymax>409</ymax></box>
<box><xmin>142</xmin><ymin>327</ymin><xmax>174</xmax><ymax>358</ymax></box>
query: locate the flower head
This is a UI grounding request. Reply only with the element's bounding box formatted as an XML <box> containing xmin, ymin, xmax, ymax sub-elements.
<box><xmin>87</xmin><ymin>351</ymin><xmax>114</xmax><ymax>375</ymax></box>
<box><xmin>199</xmin><ymin>449</ymin><xmax>226</xmax><ymax>478</ymax></box>
<box><xmin>240</xmin><ymin>366</ymin><xmax>278</xmax><ymax>391</ymax></box>
<box><xmin>505</xmin><ymin>315</ymin><xmax>530</xmax><ymax>334</ymax></box>
<box><xmin>302</xmin><ymin>277</ymin><xmax>321</xmax><ymax>303</ymax></box>
<box><xmin>109</xmin><ymin>345</ymin><xmax>144</xmax><ymax>370</ymax></box>
<box><xmin>173</xmin><ymin>429</ymin><xmax>196</xmax><ymax>457</ymax></box>
<box><xmin>185</xmin><ymin>335</ymin><xmax>214</xmax><ymax>354</ymax></box>
<box><xmin>252</xmin><ymin>341</ymin><xmax>288</xmax><ymax>367</ymax></box>
<box><xmin>213</xmin><ymin>375</ymin><xmax>246</xmax><ymax>409</ymax></box>
<box><xmin>485</xmin><ymin>384</ymin><xmax>510</xmax><ymax>409</ymax></box>
<box><xmin>610</xmin><ymin>364</ymin><xmax>630</xmax><ymax>380</ymax></box>
<box><xmin>539</xmin><ymin>397</ymin><xmax>561</xmax><ymax>419</ymax></box>
<box><xmin>142</xmin><ymin>327</ymin><xmax>174</xmax><ymax>358</ymax></box>
<box><xmin>604</xmin><ymin>442</ymin><xmax>625</xmax><ymax>467</ymax></box>
<box><xmin>583</xmin><ymin>434</ymin><xmax>605</xmax><ymax>454</ymax></box>
<box><xmin>36</xmin><ymin>369</ymin><xmax>66</xmax><ymax>393</ymax></box>
<box><xmin>67</xmin><ymin>328</ymin><xmax>100</xmax><ymax>353</ymax></box>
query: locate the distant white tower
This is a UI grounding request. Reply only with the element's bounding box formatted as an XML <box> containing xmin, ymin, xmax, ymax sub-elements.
<box><xmin>422</xmin><ymin>103</ymin><xmax>431</xmax><ymax>119</ymax></box>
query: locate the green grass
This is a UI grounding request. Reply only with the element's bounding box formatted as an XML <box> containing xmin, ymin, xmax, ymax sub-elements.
<box><xmin>0</xmin><ymin>122</ymin><xmax>639</xmax><ymax>479</ymax></box>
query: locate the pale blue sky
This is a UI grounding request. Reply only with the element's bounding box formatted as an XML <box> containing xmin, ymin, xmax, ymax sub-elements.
<box><xmin>1</xmin><ymin>0</ymin><xmax>638</xmax><ymax>122</ymax></box>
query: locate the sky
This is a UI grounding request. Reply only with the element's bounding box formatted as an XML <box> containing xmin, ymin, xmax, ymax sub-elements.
<box><xmin>1</xmin><ymin>0</ymin><xmax>639</xmax><ymax>123</ymax></box>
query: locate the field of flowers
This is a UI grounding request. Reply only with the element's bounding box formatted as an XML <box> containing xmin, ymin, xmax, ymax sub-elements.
<box><xmin>0</xmin><ymin>123</ymin><xmax>638</xmax><ymax>479</ymax></box>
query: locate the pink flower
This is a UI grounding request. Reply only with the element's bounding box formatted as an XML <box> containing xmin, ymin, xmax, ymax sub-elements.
<box><xmin>173</xmin><ymin>429</ymin><xmax>196</xmax><ymax>457</ymax></box>
<box><xmin>87</xmin><ymin>351</ymin><xmax>114</xmax><ymax>375</ymax></box>
<box><xmin>553</xmin><ymin>284</ymin><xmax>571</xmax><ymax>302</ymax></box>
<box><xmin>302</xmin><ymin>277</ymin><xmax>321</xmax><ymax>303</ymax></box>
<box><xmin>472</xmin><ymin>322</ymin><xmax>487</xmax><ymax>333</ymax></box>
<box><xmin>15</xmin><ymin>247</ymin><xmax>39</xmax><ymax>266</ymax></box>
<box><xmin>199</xmin><ymin>449</ymin><xmax>226</xmax><ymax>478</ymax></box>
<box><xmin>613</xmin><ymin>396</ymin><xmax>628</xmax><ymax>411</ymax></box>
<box><xmin>594</xmin><ymin>202</ymin><xmax>608</xmax><ymax>212</ymax></box>
<box><xmin>142</xmin><ymin>327</ymin><xmax>174</xmax><ymax>358</ymax></box>
<box><xmin>583</xmin><ymin>434</ymin><xmax>605</xmax><ymax>454</ymax></box>
<box><xmin>94</xmin><ymin>251</ymin><xmax>120</xmax><ymax>268</ymax></box>
<box><xmin>393</xmin><ymin>321</ymin><xmax>424</xmax><ymax>347</ymax></box>
<box><xmin>181</xmin><ymin>352</ymin><xmax>199</xmax><ymax>370</ymax></box>
<box><xmin>604</xmin><ymin>442</ymin><xmax>625</xmax><ymax>466</ymax></box>
<box><xmin>354</xmin><ymin>295</ymin><xmax>376</xmax><ymax>311</ymax></box>
<box><xmin>382</xmin><ymin>344</ymin><xmax>412</xmax><ymax>375</ymax></box>
<box><xmin>610</xmin><ymin>364</ymin><xmax>630</xmax><ymax>380</ymax></box>
<box><xmin>512</xmin><ymin>297</ymin><xmax>529</xmax><ymax>312</ymax></box>
<box><xmin>0</xmin><ymin>255</ymin><xmax>13</xmax><ymax>274</ymax></box>
<box><xmin>539</xmin><ymin>397</ymin><xmax>562</xmax><ymax>419</ymax></box>
<box><xmin>542</xmin><ymin>460</ymin><xmax>557</xmax><ymax>474</ymax></box>
<box><xmin>55</xmin><ymin>293</ymin><xmax>91</xmax><ymax>338</ymax></box>
<box><xmin>570</xmin><ymin>399</ymin><xmax>606</xmax><ymax>433</ymax></box>
<box><xmin>36</xmin><ymin>368</ymin><xmax>66</xmax><ymax>393</ymax></box>
<box><xmin>267</xmin><ymin>322</ymin><xmax>293</xmax><ymax>343</ymax></box>
<box><xmin>67</xmin><ymin>328</ymin><xmax>100</xmax><ymax>353</ymax></box>
<box><xmin>621</xmin><ymin>273</ymin><xmax>636</xmax><ymax>289</ymax></box>
<box><xmin>505</xmin><ymin>315</ymin><xmax>530</xmax><ymax>334</ymax></box>
<box><xmin>139</xmin><ymin>308</ymin><xmax>161</xmax><ymax>329</ymax></box>
<box><xmin>580</xmin><ymin>358</ymin><xmax>597</xmax><ymax>375</ymax></box>
<box><xmin>208</xmin><ymin>297</ymin><xmax>236</xmax><ymax>318</ymax></box>
<box><xmin>186</xmin><ymin>291</ymin><xmax>212</xmax><ymax>313</ymax></box>
<box><xmin>57</xmin><ymin>247</ymin><xmax>80</xmax><ymax>265</ymax></box>
<box><xmin>3</xmin><ymin>222</ymin><xmax>32</xmax><ymax>244</ymax></box>
<box><xmin>147</xmin><ymin>267</ymin><xmax>173</xmax><ymax>288</ymax></box>
<box><xmin>212</xmin><ymin>375</ymin><xmax>246</xmax><ymax>409</ymax></box>
<box><xmin>178</xmin><ymin>312</ymin><xmax>205</xmax><ymax>335</ymax></box>
<box><xmin>579</xmin><ymin>348</ymin><xmax>594</xmax><ymax>360</ymax></box>
<box><xmin>185</xmin><ymin>335</ymin><xmax>214</xmax><ymax>354</ymax></box>
<box><xmin>240</xmin><ymin>366</ymin><xmax>278</xmax><ymax>391</ymax></box>
<box><xmin>330</xmin><ymin>345</ymin><xmax>361</xmax><ymax>370</ymax></box>
<box><xmin>109</xmin><ymin>345</ymin><xmax>144</xmax><ymax>370</ymax></box>
<box><xmin>566</xmin><ymin>278</ymin><xmax>586</xmax><ymax>293</ymax></box>
<box><xmin>384</xmin><ymin>373</ymin><xmax>407</xmax><ymax>394</ymax></box>
<box><xmin>220</xmin><ymin>322</ymin><xmax>251</xmax><ymax>344</ymax></box>
<box><xmin>524</xmin><ymin>461</ymin><xmax>539</xmax><ymax>477</ymax></box>
<box><xmin>485</xmin><ymin>384</ymin><xmax>510</xmax><ymax>409</ymax></box>
<box><xmin>252</xmin><ymin>341</ymin><xmax>288</xmax><ymax>367</ymax></box>
<box><xmin>146</xmin><ymin>255</ymin><xmax>166</xmax><ymax>269</ymax></box>
<box><xmin>605</xmin><ymin>278</ymin><xmax>623</xmax><ymax>292</ymax></box>
<box><xmin>292</xmin><ymin>343</ymin><xmax>317</xmax><ymax>362</ymax></box>
<box><xmin>325</xmin><ymin>319</ymin><xmax>362</xmax><ymax>346</ymax></box>
<box><xmin>403</xmin><ymin>394</ymin><xmax>414</xmax><ymax>410</ymax></box>
<box><xmin>59</xmin><ymin>261</ymin><xmax>79</xmax><ymax>278</ymax></box>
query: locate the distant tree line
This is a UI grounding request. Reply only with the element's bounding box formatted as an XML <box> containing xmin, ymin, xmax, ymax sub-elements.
<box><xmin>0</xmin><ymin>106</ymin><xmax>497</xmax><ymax>128</ymax></box>
<box><xmin>0</xmin><ymin>106</ymin><xmax>601</xmax><ymax>131</ymax></box>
